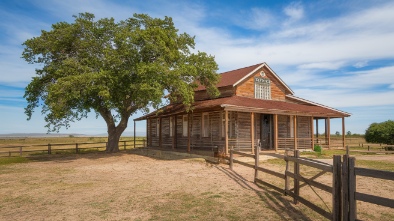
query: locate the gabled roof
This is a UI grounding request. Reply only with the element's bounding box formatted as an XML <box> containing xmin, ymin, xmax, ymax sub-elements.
<box><xmin>196</xmin><ymin>62</ymin><xmax>294</xmax><ymax>95</ymax></box>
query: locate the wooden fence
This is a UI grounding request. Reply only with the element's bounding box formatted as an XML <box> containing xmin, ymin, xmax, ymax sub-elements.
<box><xmin>229</xmin><ymin>146</ymin><xmax>394</xmax><ymax>221</ymax></box>
<box><xmin>0</xmin><ymin>138</ymin><xmax>146</xmax><ymax>157</ymax></box>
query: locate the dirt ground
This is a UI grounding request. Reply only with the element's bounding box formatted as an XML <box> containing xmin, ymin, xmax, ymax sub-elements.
<box><xmin>0</xmin><ymin>149</ymin><xmax>393</xmax><ymax>221</ymax></box>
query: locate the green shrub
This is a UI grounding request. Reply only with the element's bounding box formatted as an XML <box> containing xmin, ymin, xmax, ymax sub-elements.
<box><xmin>314</xmin><ymin>144</ymin><xmax>322</xmax><ymax>153</ymax></box>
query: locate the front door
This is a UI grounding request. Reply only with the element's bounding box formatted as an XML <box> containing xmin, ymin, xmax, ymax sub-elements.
<box><xmin>261</xmin><ymin>114</ymin><xmax>273</xmax><ymax>149</ymax></box>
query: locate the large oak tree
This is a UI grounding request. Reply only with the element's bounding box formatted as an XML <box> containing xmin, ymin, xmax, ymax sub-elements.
<box><xmin>22</xmin><ymin>13</ymin><xmax>219</xmax><ymax>152</ymax></box>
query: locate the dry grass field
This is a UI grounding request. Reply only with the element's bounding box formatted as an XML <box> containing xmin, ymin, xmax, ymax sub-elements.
<box><xmin>0</xmin><ymin>137</ymin><xmax>144</xmax><ymax>157</ymax></box>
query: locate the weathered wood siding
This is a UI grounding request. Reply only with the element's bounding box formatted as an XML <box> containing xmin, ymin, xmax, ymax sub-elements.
<box><xmin>189</xmin><ymin>111</ymin><xmax>223</xmax><ymax>151</ymax></box>
<box><xmin>176</xmin><ymin>115</ymin><xmax>188</xmax><ymax>149</ymax></box>
<box><xmin>235</xmin><ymin>66</ymin><xmax>287</xmax><ymax>101</ymax></box>
<box><xmin>194</xmin><ymin>86</ymin><xmax>234</xmax><ymax>101</ymax></box>
<box><xmin>161</xmin><ymin>117</ymin><xmax>172</xmax><ymax>148</ymax></box>
<box><xmin>146</xmin><ymin>113</ymin><xmax>312</xmax><ymax>151</ymax></box>
<box><xmin>149</xmin><ymin>118</ymin><xmax>159</xmax><ymax>147</ymax></box>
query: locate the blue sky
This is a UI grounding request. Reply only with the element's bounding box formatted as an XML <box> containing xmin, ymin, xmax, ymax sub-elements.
<box><xmin>0</xmin><ymin>0</ymin><xmax>393</xmax><ymax>135</ymax></box>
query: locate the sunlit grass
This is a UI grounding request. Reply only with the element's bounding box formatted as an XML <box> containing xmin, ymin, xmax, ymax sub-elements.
<box><xmin>0</xmin><ymin>157</ymin><xmax>30</xmax><ymax>165</ymax></box>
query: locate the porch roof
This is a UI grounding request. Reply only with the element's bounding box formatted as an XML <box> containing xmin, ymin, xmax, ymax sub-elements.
<box><xmin>134</xmin><ymin>96</ymin><xmax>350</xmax><ymax>121</ymax></box>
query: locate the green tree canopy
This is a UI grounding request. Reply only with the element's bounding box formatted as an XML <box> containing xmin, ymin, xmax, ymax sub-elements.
<box><xmin>22</xmin><ymin>12</ymin><xmax>219</xmax><ymax>152</ymax></box>
<box><xmin>365</xmin><ymin>120</ymin><xmax>394</xmax><ymax>145</ymax></box>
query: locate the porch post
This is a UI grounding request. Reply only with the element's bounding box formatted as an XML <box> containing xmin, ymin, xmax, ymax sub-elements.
<box><xmin>316</xmin><ymin>119</ymin><xmax>319</xmax><ymax>144</ymax></box>
<box><xmin>134</xmin><ymin>120</ymin><xmax>136</xmax><ymax>149</ymax></box>
<box><xmin>274</xmin><ymin>114</ymin><xmax>278</xmax><ymax>152</ymax></box>
<box><xmin>311</xmin><ymin>116</ymin><xmax>314</xmax><ymax>150</ymax></box>
<box><xmin>172</xmin><ymin>116</ymin><xmax>176</xmax><ymax>149</ymax></box>
<box><xmin>251</xmin><ymin>112</ymin><xmax>255</xmax><ymax>154</ymax></box>
<box><xmin>146</xmin><ymin>119</ymin><xmax>149</xmax><ymax>147</ymax></box>
<box><xmin>225</xmin><ymin>110</ymin><xmax>229</xmax><ymax>155</ymax></box>
<box><xmin>342</xmin><ymin>117</ymin><xmax>345</xmax><ymax>148</ymax></box>
<box><xmin>294</xmin><ymin>116</ymin><xmax>297</xmax><ymax>150</ymax></box>
<box><xmin>187</xmin><ymin>114</ymin><xmax>191</xmax><ymax>152</ymax></box>
<box><xmin>327</xmin><ymin>117</ymin><xmax>331</xmax><ymax>148</ymax></box>
<box><xmin>159</xmin><ymin>118</ymin><xmax>162</xmax><ymax>148</ymax></box>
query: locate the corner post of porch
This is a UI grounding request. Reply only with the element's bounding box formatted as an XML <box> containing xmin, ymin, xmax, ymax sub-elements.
<box><xmin>273</xmin><ymin>114</ymin><xmax>278</xmax><ymax>152</ymax></box>
<box><xmin>294</xmin><ymin>115</ymin><xmax>298</xmax><ymax>150</ymax></box>
<box><xmin>327</xmin><ymin>117</ymin><xmax>331</xmax><ymax>149</ymax></box>
<box><xmin>251</xmin><ymin>112</ymin><xmax>255</xmax><ymax>154</ymax></box>
<box><xmin>225</xmin><ymin>110</ymin><xmax>229</xmax><ymax>155</ymax></box>
<box><xmin>147</xmin><ymin>119</ymin><xmax>150</xmax><ymax>147</ymax></box>
<box><xmin>311</xmin><ymin>116</ymin><xmax>314</xmax><ymax>150</ymax></box>
<box><xmin>133</xmin><ymin>120</ymin><xmax>136</xmax><ymax>149</ymax></box>
<box><xmin>316</xmin><ymin>119</ymin><xmax>319</xmax><ymax>144</ymax></box>
<box><xmin>342</xmin><ymin>117</ymin><xmax>345</xmax><ymax>149</ymax></box>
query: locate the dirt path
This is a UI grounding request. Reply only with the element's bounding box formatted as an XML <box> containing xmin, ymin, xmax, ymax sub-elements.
<box><xmin>0</xmin><ymin>150</ymin><xmax>393</xmax><ymax>220</ymax></box>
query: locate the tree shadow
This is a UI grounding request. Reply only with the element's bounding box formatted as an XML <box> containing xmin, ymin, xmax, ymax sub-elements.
<box><xmin>25</xmin><ymin>147</ymin><xmax>218</xmax><ymax>164</ymax></box>
<box><xmin>213</xmin><ymin>165</ymin><xmax>315</xmax><ymax>221</ymax></box>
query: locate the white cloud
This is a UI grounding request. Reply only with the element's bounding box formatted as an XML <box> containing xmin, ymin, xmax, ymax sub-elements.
<box><xmin>283</xmin><ymin>2</ymin><xmax>304</xmax><ymax>23</ymax></box>
<box><xmin>298</xmin><ymin>61</ymin><xmax>346</xmax><ymax>70</ymax></box>
<box><xmin>353</xmin><ymin>61</ymin><xmax>368</xmax><ymax>68</ymax></box>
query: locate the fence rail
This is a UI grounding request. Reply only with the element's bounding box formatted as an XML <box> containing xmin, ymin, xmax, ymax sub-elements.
<box><xmin>0</xmin><ymin>139</ymin><xmax>146</xmax><ymax>157</ymax></box>
<box><xmin>229</xmin><ymin>146</ymin><xmax>394</xmax><ymax>221</ymax></box>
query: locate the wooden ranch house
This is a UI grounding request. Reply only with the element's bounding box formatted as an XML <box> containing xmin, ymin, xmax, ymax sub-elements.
<box><xmin>134</xmin><ymin>62</ymin><xmax>350</xmax><ymax>155</ymax></box>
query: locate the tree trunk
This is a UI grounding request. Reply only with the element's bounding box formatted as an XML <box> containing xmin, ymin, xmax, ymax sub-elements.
<box><xmin>106</xmin><ymin>126</ymin><xmax>124</xmax><ymax>153</ymax></box>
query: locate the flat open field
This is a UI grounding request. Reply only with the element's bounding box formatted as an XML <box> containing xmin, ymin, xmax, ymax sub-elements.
<box><xmin>1</xmin><ymin>149</ymin><xmax>393</xmax><ymax>221</ymax></box>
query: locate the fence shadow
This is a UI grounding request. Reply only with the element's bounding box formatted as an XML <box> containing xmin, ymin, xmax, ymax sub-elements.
<box><xmin>213</xmin><ymin>165</ymin><xmax>313</xmax><ymax>221</ymax></box>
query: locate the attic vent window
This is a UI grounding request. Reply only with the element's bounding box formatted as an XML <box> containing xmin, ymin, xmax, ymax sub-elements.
<box><xmin>260</xmin><ymin>71</ymin><xmax>265</xmax><ymax>77</ymax></box>
<box><xmin>254</xmin><ymin>77</ymin><xmax>271</xmax><ymax>100</ymax></box>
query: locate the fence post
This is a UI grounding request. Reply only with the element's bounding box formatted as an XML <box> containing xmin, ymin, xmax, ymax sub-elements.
<box><xmin>19</xmin><ymin>146</ymin><xmax>22</xmax><ymax>156</ymax></box>
<box><xmin>143</xmin><ymin>139</ymin><xmax>146</xmax><ymax>148</ymax></box>
<box><xmin>76</xmin><ymin>143</ymin><xmax>78</xmax><ymax>153</ymax></box>
<box><xmin>349</xmin><ymin>157</ymin><xmax>356</xmax><ymax>221</ymax></box>
<box><xmin>124</xmin><ymin>141</ymin><xmax>126</xmax><ymax>150</ymax></box>
<box><xmin>346</xmin><ymin>145</ymin><xmax>349</xmax><ymax>155</ymax></box>
<box><xmin>332</xmin><ymin>155</ymin><xmax>342</xmax><ymax>221</ymax></box>
<box><xmin>342</xmin><ymin>155</ymin><xmax>349</xmax><ymax>221</ymax></box>
<box><xmin>48</xmin><ymin>143</ymin><xmax>51</xmax><ymax>154</ymax></box>
<box><xmin>254</xmin><ymin>143</ymin><xmax>259</xmax><ymax>182</ymax></box>
<box><xmin>230</xmin><ymin>148</ymin><xmax>233</xmax><ymax>170</ymax></box>
<box><xmin>294</xmin><ymin>150</ymin><xmax>300</xmax><ymax>204</ymax></box>
<box><xmin>284</xmin><ymin>149</ymin><xmax>290</xmax><ymax>196</ymax></box>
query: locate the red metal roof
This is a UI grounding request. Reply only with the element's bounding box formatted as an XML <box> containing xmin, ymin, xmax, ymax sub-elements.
<box><xmin>134</xmin><ymin>96</ymin><xmax>350</xmax><ymax>121</ymax></box>
<box><xmin>195</xmin><ymin>63</ymin><xmax>263</xmax><ymax>91</ymax></box>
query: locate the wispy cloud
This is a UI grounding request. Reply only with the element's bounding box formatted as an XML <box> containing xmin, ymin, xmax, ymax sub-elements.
<box><xmin>283</xmin><ymin>2</ymin><xmax>304</xmax><ymax>23</ymax></box>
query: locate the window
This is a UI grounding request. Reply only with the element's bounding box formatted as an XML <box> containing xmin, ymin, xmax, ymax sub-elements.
<box><xmin>182</xmin><ymin>115</ymin><xmax>188</xmax><ymax>137</ymax></box>
<box><xmin>156</xmin><ymin>118</ymin><xmax>160</xmax><ymax>137</ymax></box>
<box><xmin>202</xmin><ymin>113</ymin><xmax>209</xmax><ymax>137</ymax></box>
<box><xmin>169</xmin><ymin>117</ymin><xmax>173</xmax><ymax>137</ymax></box>
<box><xmin>255</xmin><ymin>78</ymin><xmax>271</xmax><ymax>100</ymax></box>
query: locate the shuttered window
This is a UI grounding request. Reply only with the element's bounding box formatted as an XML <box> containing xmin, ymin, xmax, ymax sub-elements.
<box><xmin>202</xmin><ymin>113</ymin><xmax>209</xmax><ymax>137</ymax></box>
<box><xmin>182</xmin><ymin>115</ymin><xmax>188</xmax><ymax>137</ymax></box>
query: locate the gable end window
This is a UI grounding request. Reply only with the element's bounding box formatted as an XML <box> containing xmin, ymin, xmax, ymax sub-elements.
<box><xmin>254</xmin><ymin>77</ymin><xmax>271</xmax><ymax>100</ymax></box>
